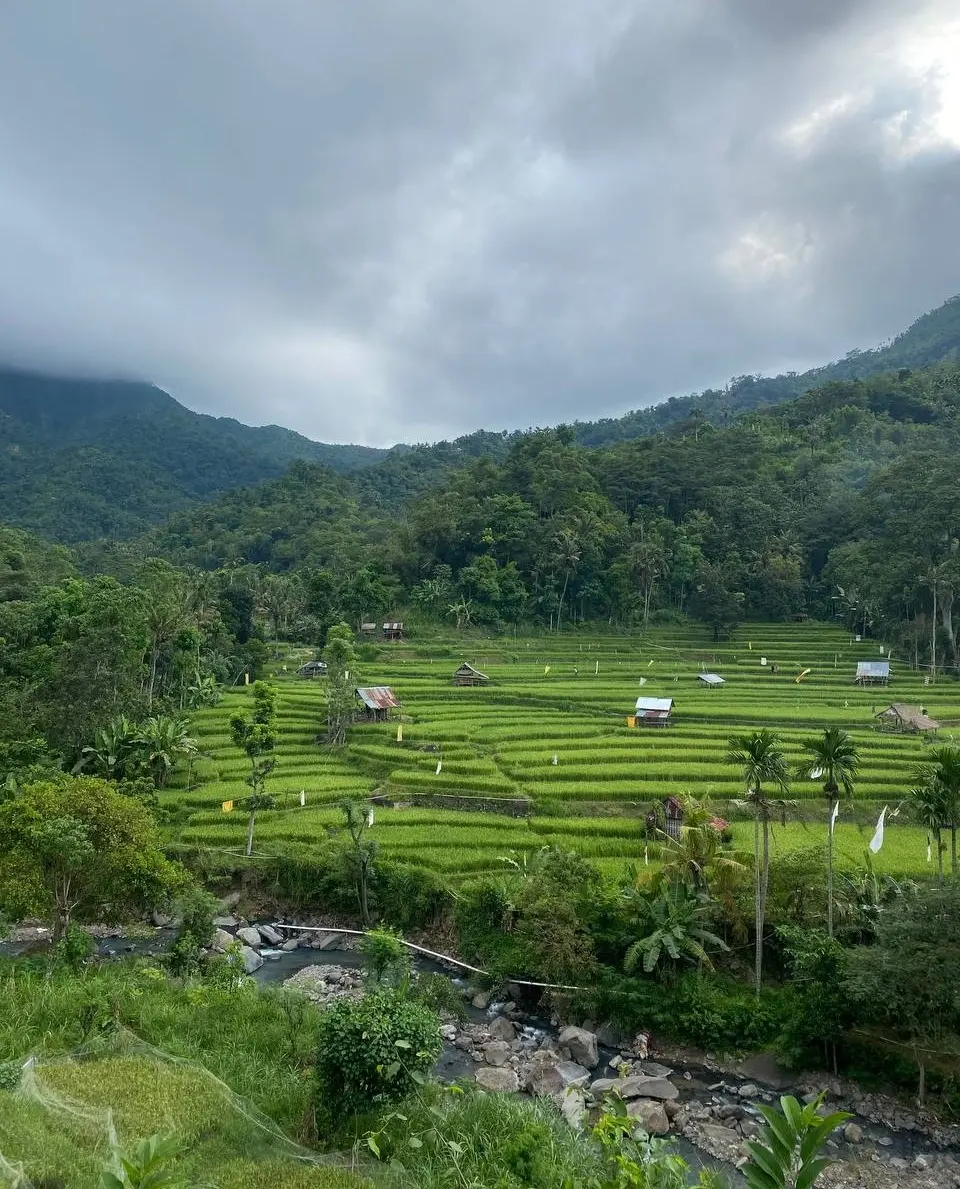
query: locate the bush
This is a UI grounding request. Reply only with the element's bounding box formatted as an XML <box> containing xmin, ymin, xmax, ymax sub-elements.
<box><xmin>359</xmin><ymin>928</ymin><xmax>412</xmax><ymax>987</ymax></box>
<box><xmin>313</xmin><ymin>988</ymin><xmax>442</xmax><ymax>1119</ymax></box>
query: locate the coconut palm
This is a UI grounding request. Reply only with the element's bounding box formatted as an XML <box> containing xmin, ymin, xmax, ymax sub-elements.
<box><xmin>796</xmin><ymin>727</ymin><xmax>860</xmax><ymax>937</ymax></box>
<box><xmin>643</xmin><ymin>795</ymin><xmax>746</xmax><ymax>906</ymax></box>
<box><xmin>917</xmin><ymin>746</ymin><xmax>960</xmax><ymax>874</ymax></box>
<box><xmin>908</xmin><ymin>779</ymin><xmax>950</xmax><ymax>883</ymax></box>
<box><xmin>726</xmin><ymin>729</ymin><xmax>791</xmax><ymax>995</ymax></box>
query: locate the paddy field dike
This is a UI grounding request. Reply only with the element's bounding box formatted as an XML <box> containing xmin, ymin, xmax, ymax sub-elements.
<box><xmin>168</xmin><ymin>621</ymin><xmax>960</xmax><ymax>881</ymax></box>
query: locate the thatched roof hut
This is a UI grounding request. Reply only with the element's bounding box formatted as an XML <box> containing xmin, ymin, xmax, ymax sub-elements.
<box><xmin>452</xmin><ymin>663</ymin><xmax>489</xmax><ymax>687</ymax></box>
<box><xmin>876</xmin><ymin>703</ymin><xmax>940</xmax><ymax>733</ymax></box>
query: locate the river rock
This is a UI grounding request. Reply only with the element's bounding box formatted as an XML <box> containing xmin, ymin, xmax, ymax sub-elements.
<box><xmin>522</xmin><ymin>1052</ymin><xmax>589</xmax><ymax>1095</ymax></box>
<box><xmin>558</xmin><ymin>1026</ymin><xmax>599</xmax><ymax>1069</ymax></box>
<box><xmin>489</xmin><ymin>1016</ymin><xmax>517</xmax><ymax>1042</ymax></box>
<box><xmin>843</xmin><ymin>1122</ymin><xmax>864</xmax><ymax>1145</ymax></box>
<box><xmin>213</xmin><ymin>915</ymin><xmax>238</xmax><ymax>929</ymax></box>
<box><xmin>556</xmin><ymin>1061</ymin><xmax>592</xmax><ymax>1090</ymax></box>
<box><xmin>472</xmin><ymin>990</ymin><xmax>492</xmax><ymax>1010</ymax></box>
<box><xmin>240</xmin><ymin>945</ymin><xmax>263</xmax><ymax>974</ymax></box>
<box><xmin>455</xmin><ymin>1036</ymin><xmax>475</xmax><ymax>1052</ymax></box>
<box><xmin>281</xmin><ymin>938</ymin><xmax>300</xmax><ymax>951</ymax></box>
<box><xmin>483</xmin><ymin>1041</ymin><xmax>512</xmax><ymax>1067</ymax></box>
<box><xmin>258</xmin><ymin>924</ymin><xmax>284</xmax><ymax>946</ymax></box>
<box><xmin>560</xmin><ymin>1088</ymin><xmax>587</xmax><ymax>1130</ymax></box>
<box><xmin>236</xmin><ymin>926</ymin><xmax>262</xmax><ymax>949</ymax></box>
<box><xmin>628</xmin><ymin>1098</ymin><xmax>670</xmax><ymax>1136</ymax></box>
<box><xmin>590</xmin><ymin>1074</ymin><xmax>678</xmax><ymax>1102</ymax></box>
<box><xmin>440</xmin><ymin>1024</ymin><xmax>458</xmax><ymax>1041</ymax></box>
<box><xmin>738</xmin><ymin>1082</ymin><xmax>760</xmax><ymax>1099</ymax></box>
<box><xmin>475</xmin><ymin>1067</ymin><xmax>520</xmax><ymax>1093</ymax></box>
<box><xmin>639</xmin><ymin>1061</ymin><xmax>673</xmax><ymax>1079</ymax></box>
<box><xmin>210</xmin><ymin>928</ymin><xmax>234</xmax><ymax>953</ymax></box>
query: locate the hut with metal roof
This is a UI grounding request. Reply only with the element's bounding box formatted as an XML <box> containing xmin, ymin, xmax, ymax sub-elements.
<box><xmin>876</xmin><ymin>703</ymin><xmax>940</xmax><ymax>734</ymax></box>
<box><xmin>633</xmin><ymin>696</ymin><xmax>674</xmax><ymax>727</ymax></box>
<box><xmin>855</xmin><ymin>660</ymin><xmax>890</xmax><ymax>685</ymax></box>
<box><xmin>297</xmin><ymin>660</ymin><xmax>327</xmax><ymax>679</ymax></box>
<box><xmin>698</xmin><ymin>673</ymin><xmax>725</xmax><ymax>688</ymax></box>
<box><xmin>355</xmin><ymin>686</ymin><xmax>400</xmax><ymax>722</ymax></box>
<box><xmin>452</xmin><ymin>662</ymin><xmax>489</xmax><ymax>687</ymax></box>
<box><xmin>382</xmin><ymin>622</ymin><xmax>404</xmax><ymax>641</ymax></box>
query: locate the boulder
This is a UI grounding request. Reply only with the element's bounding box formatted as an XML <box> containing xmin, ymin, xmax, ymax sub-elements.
<box><xmin>219</xmin><ymin>891</ymin><xmax>242</xmax><ymax>909</ymax></box>
<box><xmin>843</xmin><ymin>1122</ymin><xmax>864</xmax><ymax>1145</ymax></box>
<box><xmin>737</xmin><ymin>1083</ymin><xmax>760</xmax><ymax>1100</ymax></box>
<box><xmin>440</xmin><ymin>1024</ymin><xmax>458</xmax><ymax>1042</ymax></box>
<box><xmin>472</xmin><ymin>990</ymin><xmax>492</xmax><ymax>1010</ymax></box>
<box><xmin>483</xmin><ymin>1041</ymin><xmax>512</xmax><ymax>1068</ymax></box>
<box><xmin>639</xmin><ymin>1061</ymin><xmax>673</xmax><ymax>1079</ymax></box>
<box><xmin>257</xmin><ymin>924</ymin><xmax>284</xmax><ymax>946</ymax></box>
<box><xmin>240</xmin><ymin>945</ymin><xmax>263</xmax><ymax>974</ymax></box>
<box><xmin>488</xmin><ymin>1016</ymin><xmax>517</xmax><ymax>1042</ymax></box>
<box><xmin>595</xmin><ymin>1021</ymin><xmax>628</xmax><ymax>1049</ymax></box>
<box><xmin>475</xmin><ymin>1067</ymin><xmax>519</xmax><ymax>1093</ymax></box>
<box><xmin>524</xmin><ymin>1052</ymin><xmax>568</xmax><ymax>1097</ymax></box>
<box><xmin>559</xmin><ymin>1088</ymin><xmax>587</xmax><ymax>1130</ymax></box>
<box><xmin>628</xmin><ymin>1098</ymin><xmax>670</xmax><ymax>1137</ymax></box>
<box><xmin>210</xmin><ymin>928</ymin><xmax>235</xmax><ymax>953</ymax></box>
<box><xmin>236</xmin><ymin>926</ymin><xmax>262</xmax><ymax>949</ymax></box>
<box><xmin>558</xmin><ymin>1026</ymin><xmax>599</xmax><ymax>1069</ymax></box>
<box><xmin>281</xmin><ymin>938</ymin><xmax>301</xmax><ymax>952</ymax></box>
<box><xmin>556</xmin><ymin>1061</ymin><xmax>591</xmax><ymax>1090</ymax></box>
<box><xmin>455</xmin><ymin>1036</ymin><xmax>475</xmax><ymax>1052</ymax></box>
<box><xmin>213</xmin><ymin>915</ymin><xmax>238</xmax><ymax>929</ymax></box>
<box><xmin>152</xmin><ymin>911</ymin><xmax>174</xmax><ymax>928</ymax></box>
<box><xmin>590</xmin><ymin>1074</ymin><xmax>678</xmax><ymax>1102</ymax></box>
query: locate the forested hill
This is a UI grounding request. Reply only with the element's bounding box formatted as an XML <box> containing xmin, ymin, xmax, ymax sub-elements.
<box><xmin>0</xmin><ymin>367</ymin><xmax>387</xmax><ymax>541</ymax></box>
<box><xmin>119</xmin><ymin>362</ymin><xmax>960</xmax><ymax>668</ymax></box>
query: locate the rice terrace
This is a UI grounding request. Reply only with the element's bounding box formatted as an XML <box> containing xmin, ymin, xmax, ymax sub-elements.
<box><xmin>173</xmin><ymin>620</ymin><xmax>959</xmax><ymax>881</ymax></box>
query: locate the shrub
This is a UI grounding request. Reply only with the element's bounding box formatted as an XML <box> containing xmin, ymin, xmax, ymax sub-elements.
<box><xmin>313</xmin><ymin>988</ymin><xmax>442</xmax><ymax>1119</ymax></box>
<box><xmin>359</xmin><ymin>928</ymin><xmax>412</xmax><ymax>987</ymax></box>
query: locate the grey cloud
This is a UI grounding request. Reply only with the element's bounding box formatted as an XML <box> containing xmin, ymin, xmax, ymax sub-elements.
<box><xmin>0</xmin><ymin>0</ymin><xmax>957</xmax><ymax>444</ymax></box>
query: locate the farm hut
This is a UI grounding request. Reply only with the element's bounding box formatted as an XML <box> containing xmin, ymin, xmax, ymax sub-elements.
<box><xmin>359</xmin><ymin>622</ymin><xmax>377</xmax><ymax>636</ymax></box>
<box><xmin>855</xmin><ymin>660</ymin><xmax>890</xmax><ymax>686</ymax></box>
<box><xmin>297</xmin><ymin>660</ymin><xmax>327</xmax><ymax>678</ymax></box>
<box><xmin>698</xmin><ymin>673</ymin><xmax>725</xmax><ymax>688</ymax></box>
<box><xmin>355</xmin><ymin>686</ymin><xmax>400</xmax><ymax>722</ymax></box>
<box><xmin>382</xmin><ymin>622</ymin><xmax>404</xmax><ymax>641</ymax></box>
<box><xmin>634</xmin><ymin>696</ymin><xmax>673</xmax><ymax>727</ymax></box>
<box><xmin>876</xmin><ymin>703</ymin><xmax>940</xmax><ymax>734</ymax></box>
<box><xmin>452</xmin><ymin>663</ymin><xmax>489</xmax><ymax>687</ymax></box>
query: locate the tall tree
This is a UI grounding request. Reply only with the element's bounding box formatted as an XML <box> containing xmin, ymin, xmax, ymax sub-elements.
<box><xmin>796</xmin><ymin>727</ymin><xmax>860</xmax><ymax>937</ymax></box>
<box><xmin>229</xmin><ymin>681</ymin><xmax>277</xmax><ymax>857</ymax></box>
<box><xmin>323</xmin><ymin>623</ymin><xmax>357</xmax><ymax>747</ymax></box>
<box><xmin>727</xmin><ymin>729</ymin><xmax>791</xmax><ymax>995</ymax></box>
<box><xmin>920</xmin><ymin>746</ymin><xmax>960</xmax><ymax>875</ymax></box>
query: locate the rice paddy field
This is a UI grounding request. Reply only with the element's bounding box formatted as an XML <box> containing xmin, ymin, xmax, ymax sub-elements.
<box><xmin>167</xmin><ymin>622</ymin><xmax>960</xmax><ymax>882</ymax></box>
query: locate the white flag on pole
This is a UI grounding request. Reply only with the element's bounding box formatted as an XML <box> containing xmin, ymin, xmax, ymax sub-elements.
<box><xmin>300</xmin><ymin>790</ymin><xmax>306</xmax><ymax>807</ymax></box>
<box><xmin>551</xmin><ymin>754</ymin><xmax>558</xmax><ymax>766</ymax></box>
<box><xmin>868</xmin><ymin>807</ymin><xmax>887</xmax><ymax>854</ymax></box>
<box><xmin>436</xmin><ymin>760</ymin><xmax>442</xmax><ymax>775</ymax></box>
<box><xmin>829</xmin><ymin>801</ymin><xmax>839</xmax><ymax>835</ymax></box>
<box><xmin>927</xmin><ymin>834</ymin><xmax>933</xmax><ymax>863</ymax></box>
<box><xmin>366</xmin><ymin>808</ymin><xmax>374</xmax><ymax>828</ymax></box>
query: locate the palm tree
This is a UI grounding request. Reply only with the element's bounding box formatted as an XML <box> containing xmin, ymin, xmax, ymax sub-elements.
<box><xmin>726</xmin><ymin>729</ymin><xmax>791</xmax><ymax>995</ymax></box>
<box><xmin>643</xmin><ymin>795</ymin><xmax>746</xmax><ymax>903</ymax></box>
<box><xmin>908</xmin><ymin>779</ymin><xmax>950</xmax><ymax>883</ymax></box>
<box><xmin>796</xmin><ymin>727</ymin><xmax>860</xmax><ymax>937</ymax></box>
<box><xmin>136</xmin><ymin>716</ymin><xmax>199</xmax><ymax>788</ymax></box>
<box><xmin>623</xmin><ymin>882</ymin><xmax>728</xmax><ymax>980</ymax></box>
<box><xmin>918</xmin><ymin>746</ymin><xmax>960</xmax><ymax>874</ymax></box>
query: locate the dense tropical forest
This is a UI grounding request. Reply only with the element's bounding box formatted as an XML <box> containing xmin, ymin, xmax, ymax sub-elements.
<box><xmin>4</xmin><ymin>298</ymin><xmax>960</xmax><ymax>1187</ymax></box>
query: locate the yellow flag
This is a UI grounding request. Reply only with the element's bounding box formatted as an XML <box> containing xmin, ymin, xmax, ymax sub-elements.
<box><xmin>627</xmin><ymin>716</ymin><xmax>637</xmax><ymax>728</ymax></box>
<box><xmin>396</xmin><ymin>724</ymin><xmax>403</xmax><ymax>742</ymax></box>
<box><xmin>221</xmin><ymin>800</ymin><xmax>234</xmax><ymax>813</ymax></box>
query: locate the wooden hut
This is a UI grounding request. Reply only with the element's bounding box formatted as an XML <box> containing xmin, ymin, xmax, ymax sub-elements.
<box><xmin>382</xmin><ymin>622</ymin><xmax>404</xmax><ymax>641</ymax></box>
<box><xmin>355</xmin><ymin>686</ymin><xmax>400</xmax><ymax>722</ymax></box>
<box><xmin>452</xmin><ymin>663</ymin><xmax>489</xmax><ymax>687</ymax></box>
<box><xmin>698</xmin><ymin>673</ymin><xmax>725</xmax><ymax>688</ymax></box>
<box><xmin>297</xmin><ymin>660</ymin><xmax>327</xmax><ymax>678</ymax></box>
<box><xmin>633</xmin><ymin>696</ymin><xmax>673</xmax><ymax>727</ymax></box>
<box><xmin>855</xmin><ymin>660</ymin><xmax>890</xmax><ymax>686</ymax></box>
<box><xmin>876</xmin><ymin>703</ymin><xmax>940</xmax><ymax>734</ymax></box>
<box><xmin>359</xmin><ymin>622</ymin><xmax>377</xmax><ymax>636</ymax></box>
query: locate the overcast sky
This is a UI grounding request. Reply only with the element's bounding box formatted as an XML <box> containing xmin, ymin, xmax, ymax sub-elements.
<box><xmin>0</xmin><ymin>2</ymin><xmax>958</xmax><ymax>446</ymax></box>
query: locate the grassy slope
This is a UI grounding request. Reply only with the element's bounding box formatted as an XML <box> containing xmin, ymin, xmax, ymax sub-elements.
<box><xmin>167</xmin><ymin>622</ymin><xmax>960</xmax><ymax>880</ymax></box>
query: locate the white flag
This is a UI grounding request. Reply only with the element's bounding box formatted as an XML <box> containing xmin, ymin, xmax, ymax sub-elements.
<box><xmin>595</xmin><ymin>661</ymin><xmax>599</xmax><ymax>675</ymax></box>
<box><xmin>436</xmin><ymin>760</ymin><xmax>442</xmax><ymax>775</ymax></box>
<box><xmin>366</xmin><ymin>808</ymin><xmax>374</xmax><ymax>828</ymax></box>
<box><xmin>829</xmin><ymin>801</ymin><xmax>839</xmax><ymax>835</ymax></box>
<box><xmin>552</xmin><ymin>754</ymin><xmax>558</xmax><ymax>766</ymax></box>
<box><xmin>868</xmin><ymin>807</ymin><xmax>887</xmax><ymax>854</ymax></box>
<box><xmin>811</xmin><ymin>767</ymin><xmax>824</xmax><ymax>781</ymax></box>
<box><xmin>300</xmin><ymin>790</ymin><xmax>306</xmax><ymax>807</ymax></box>
<box><xmin>927</xmin><ymin>835</ymin><xmax>933</xmax><ymax>864</ymax></box>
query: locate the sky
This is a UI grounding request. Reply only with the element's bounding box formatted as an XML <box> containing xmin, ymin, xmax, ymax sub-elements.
<box><xmin>0</xmin><ymin>2</ymin><xmax>958</xmax><ymax>447</ymax></box>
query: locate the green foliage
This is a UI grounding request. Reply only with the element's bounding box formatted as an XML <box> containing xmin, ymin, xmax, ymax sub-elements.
<box><xmin>623</xmin><ymin>883</ymin><xmax>727</xmax><ymax>980</ymax></box>
<box><xmin>359</xmin><ymin>927</ymin><xmax>412</xmax><ymax>987</ymax></box>
<box><xmin>100</xmin><ymin>1133</ymin><xmax>185</xmax><ymax>1189</ymax></box>
<box><xmin>313</xmin><ymin>988</ymin><xmax>442</xmax><ymax>1119</ymax></box>
<box><xmin>52</xmin><ymin>923</ymin><xmax>96</xmax><ymax>973</ymax></box>
<box><xmin>166</xmin><ymin>885</ymin><xmax>220</xmax><ymax>977</ymax></box>
<box><xmin>323</xmin><ymin>623</ymin><xmax>358</xmax><ymax>747</ymax></box>
<box><xmin>741</xmin><ymin>1094</ymin><xmax>850</xmax><ymax>1189</ymax></box>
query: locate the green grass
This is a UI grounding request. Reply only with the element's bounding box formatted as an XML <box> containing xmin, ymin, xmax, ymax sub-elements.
<box><xmin>164</xmin><ymin>623</ymin><xmax>960</xmax><ymax>880</ymax></box>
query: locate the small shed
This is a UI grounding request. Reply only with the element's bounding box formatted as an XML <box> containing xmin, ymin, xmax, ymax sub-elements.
<box><xmin>876</xmin><ymin>703</ymin><xmax>940</xmax><ymax>734</ymax></box>
<box><xmin>355</xmin><ymin>686</ymin><xmax>400</xmax><ymax>722</ymax></box>
<box><xmin>453</xmin><ymin>663</ymin><xmax>489</xmax><ymax>687</ymax></box>
<box><xmin>382</xmin><ymin>622</ymin><xmax>404</xmax><ymax>641</ymax></box>
<box><xmin>634</xmin><ymin>696</ymin><xmax>674</xmax><ymax>727</ymax></box>
<box><xmin>297</xmin><ymin>660</ymin><xmax>327</xmax><ymax>678</ymax></box>
<box><xmin>359</xmin><ymin>622</ymin><xmax>377</xmax><ymax>636</ymax></box>
<box><xmin>856</xmin><ymin>660</ymin><xmax>890</xmax><ymax>686</ymax></box>
<box><xmin>698</xmin><ymin>673</ymin><xmax>725</xmax><ymax>688</ymax></box>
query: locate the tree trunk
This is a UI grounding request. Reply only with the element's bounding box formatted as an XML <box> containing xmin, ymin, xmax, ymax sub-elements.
<box><xmin>941</xmin><ymin>587</ymin><xmax>958</xmax><ymax>672</ymax></box>
<box><xmin>759</xmin><ymin>814</ymin><xmax>771</xmax><ymax>995</ymax></box>
<box><xmin>827</xmin><ymin>795</ymin><xmax>837</xmax><ymax>938</ymax></box>
<box><xmin>937</xmin><ymin>828</ymin><xmax>944</xmax><ymax>884</ymax></box>
<box><xmin>753</xmin><ymin>810</ymin><xmax>763</xmax><ymax>997</ymax></box>
<box><xmin>245</xmin><ymin>809</ymin><xmax>256</xmax><ymax>857</ymax></box>
<box><xmin>932</xmin><ymin>585</ymin><xmax>938</xmax><ymax>684</ymax></box>
<box><xmin>557</xmin><ymin>571</ymin><xmax>570</xmax><ymax>633</ymax></box>
<box><xmin>147</xmin><ymin>643</ymin><xmax>160</xmax><ymax>709</ymax></box>
<box><xmin>952</xmin><ymin>824</ymin><xmax>958</xmax><ymax>876</ymax></box>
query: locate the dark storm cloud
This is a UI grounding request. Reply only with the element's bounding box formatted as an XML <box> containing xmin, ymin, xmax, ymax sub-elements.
<box><xmin>0</xmin><ymin>0</ymin><xmax>957</xmax><ymax>444</ymax></box>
